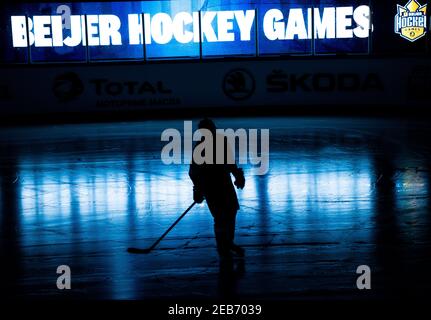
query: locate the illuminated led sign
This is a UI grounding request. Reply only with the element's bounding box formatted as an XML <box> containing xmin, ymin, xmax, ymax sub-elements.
<box><xmin>1</xmin><ymin>1</ymin><xmax>373</xmax><ymax>62</ymax></box>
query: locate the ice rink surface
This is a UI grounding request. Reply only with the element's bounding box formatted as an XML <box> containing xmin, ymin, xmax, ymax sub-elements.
<box><xmin>0</xmin><ymin>117</ymin><xmax>430</xmax><ymax>300</ymax></box>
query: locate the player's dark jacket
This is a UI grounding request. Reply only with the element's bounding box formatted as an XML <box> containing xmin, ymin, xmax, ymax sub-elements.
<box><xmin>189</xmin><ymin>133</ymin><xmax>241</xmax><ymax>215</ymax></box>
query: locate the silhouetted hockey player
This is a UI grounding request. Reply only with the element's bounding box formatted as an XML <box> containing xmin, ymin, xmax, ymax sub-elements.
<box><xmin>189</xmin><ymin>119</ymin><xmax>245</xmax><ymax>260</ymax></box>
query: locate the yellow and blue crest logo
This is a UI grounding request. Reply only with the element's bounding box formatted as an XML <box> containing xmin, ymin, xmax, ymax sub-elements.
<box><xmin>395</xmin><ymin>0</ymin><xmax>427</xmax><ymax>42</ymax></box>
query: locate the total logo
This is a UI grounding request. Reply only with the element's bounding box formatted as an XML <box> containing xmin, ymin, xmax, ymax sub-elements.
<box><xmin>395</xmin><ymin>0</ymin><xmax>428</xmax><ymax>42</ymax></box>
<box><xmin>52</xmin><ymin>72</ymin><xmax>84</xmax><ymax>102</ymax></box>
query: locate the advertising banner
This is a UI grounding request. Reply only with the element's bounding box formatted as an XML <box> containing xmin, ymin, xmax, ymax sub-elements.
<box><xmin>0</xmin><ymin>0</ymin><xmax>373</xmax><ymax>63</ymax></box>
<box><xmin>1</xmin><ymin>57</ymin><xmax>430</xmax><ymax>115</ymax></box>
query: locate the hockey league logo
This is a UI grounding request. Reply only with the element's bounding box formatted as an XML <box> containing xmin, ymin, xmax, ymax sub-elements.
<box><xmin>395</xmin><ymin>0</ymin><xmax>427</xmax><ymax>42</ymax></box>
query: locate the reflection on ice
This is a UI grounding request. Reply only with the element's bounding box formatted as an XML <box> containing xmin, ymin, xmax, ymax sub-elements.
<box><xmin>1</xmin><ymin>118</ymin><xmax>430</xmax><ymax>299</ymax></box>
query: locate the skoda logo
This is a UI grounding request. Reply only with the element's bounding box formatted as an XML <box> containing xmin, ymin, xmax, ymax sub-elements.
<box><xmin>223</xmin><ymin>69</ymin><xmax>255</xmax><ymax>101</ymax></box>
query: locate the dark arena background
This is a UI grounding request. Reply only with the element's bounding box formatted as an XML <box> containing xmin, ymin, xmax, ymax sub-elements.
<box><xmin>0</xmin><ymin>0</ymin><xmax>430</xmax><ymax>317</ymax></box>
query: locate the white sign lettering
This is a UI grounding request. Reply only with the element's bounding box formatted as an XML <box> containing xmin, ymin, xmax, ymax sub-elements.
<box><xmin>10</xmin><ymin>6</ymin><xmax>371</xmax><ymax>48</ymax></box>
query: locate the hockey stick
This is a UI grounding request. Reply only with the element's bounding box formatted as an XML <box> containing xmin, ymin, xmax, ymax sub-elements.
<box><xmin>127</xmin><ymin>202</ymin><xmax>196</xmax><ymax>254</ymax></box>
